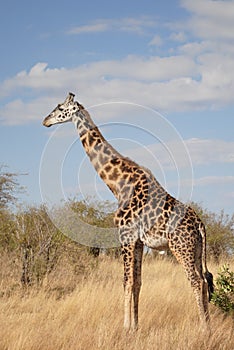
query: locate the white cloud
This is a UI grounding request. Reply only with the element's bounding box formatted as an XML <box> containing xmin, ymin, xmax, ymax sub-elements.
<box><xmin>186</xmin><ymin>138</ymin><xmax>234</xmax><ymax>165</ymax></box>
<box><xmin>0</xmin><ymin>55</ymin><xmax>197</xmax><ymax>91</ymax></box>
<box><xmin>0</xmin><ymin>96</ymin><xmax>58</xmax><ymax>125</ymax></box>
<box><xmin>124</xmin><ymin>138</ymin><xmax>234</xmax><ymax>171</ymax></box>
<box><xmin>118</xmin><ymin>17</ymin><xmax>156</xmax><ymax>34</ymax></box>
<box><xmin>194</xmin><ymin>176</ymin><xmax>234</xmax><ymax>186</ymax></box>
<box><xmin>1</xmin><ymin>54</ymin><xmax>234</xmax><ymax>125</ymax></box>
<box><xmin>149</xmin><ymin>34</ymin><xmax>162</xmax><ymax>46</ymax></box>
<box><xmin>0</xmin><ymin>63</ymin><xmax>69</xmax><ymax>97</ymax></box>
<box><xmin>1</xmin><ymin>47</ymin><xmax>234</xmax><ymax>125</ymax></box>
<box><xmin>178</xmin><ymin>40</ymin><xmax>212</xmax><ymax>56</ymax></box>
<box><xmin>124</xmin><ymin>141</ymin><xmax>191</xmax><ymax>174</ymax></box>
<box><xmin>169</xmin><ymin>0</ymin><xmax>234</xmax><ymax>64</ymax></box>
<box><xmin>170</xmin><ymin>31</ymin><xmax>187</xmax><ymax>42</ymax></box>
<box><xmin>67</xmin><ymin>23</ymin><xmax>109</xmax><ymax>35</ymax></box>
<box><xmin>180</xmin><ymin>0</ymin><xmax>234</xmax><ymax>41</ymax></box>
<box><xmin>67</xmin><ymin>17</ymin><xmax>157</xmax><ymax>36</ymax></box>
<box><xmin>199</xmin><ymin>53</ymin><xmax>234</xmax><ymax>89</ymax></box>
<box><xmin>2</xmin><ymin>2</ymin><xmax>234</xmax><ymax>125</ymax></box>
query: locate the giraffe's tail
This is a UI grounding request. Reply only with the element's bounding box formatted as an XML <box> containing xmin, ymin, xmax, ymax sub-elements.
<box><xmin>199</xmin><ymin>222</ymin><xmax>214</xmax><ymax>301</ymax></box>
<box><xmin>204</xmin><ymin>270</ymin><xmax>214</xmax><ymax>301</ymax></box>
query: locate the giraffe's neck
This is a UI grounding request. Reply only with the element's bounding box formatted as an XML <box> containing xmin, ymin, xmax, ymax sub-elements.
<box><xmin>73</xmin><ymin>108</ymin><xmax>123</xmax><ymax>197</ymax></box>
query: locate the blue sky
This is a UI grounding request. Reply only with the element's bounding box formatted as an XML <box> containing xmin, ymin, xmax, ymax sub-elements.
<box><xmin>0</xmin><ymin>0</ymin><xmax>234</xmax><ymax>215</ymax></box>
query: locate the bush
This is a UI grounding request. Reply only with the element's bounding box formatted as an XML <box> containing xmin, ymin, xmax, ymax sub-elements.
<box><xmin>15</xmin><ymin>206</ymin><xmax>63</xmax><ymax>286</ymax></box>
<box><xmin>211</xmin><ymin>265</ymin><xmax>234</xmax><ymax>317</ymax></box>
<box><xmin>190</xmin><ymin>202</ymin><xmax>234</xmax><ymax>262</ymax></box>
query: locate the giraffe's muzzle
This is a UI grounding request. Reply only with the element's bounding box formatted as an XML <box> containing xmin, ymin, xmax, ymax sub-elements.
<box><xmin>43</xmin><ymin>117</ymin><xmax>52</xmax><ymax>127</ymax></box>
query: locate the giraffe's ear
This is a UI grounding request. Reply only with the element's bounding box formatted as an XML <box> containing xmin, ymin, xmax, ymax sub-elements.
<box><xmin>65</xmin><ymin>92</ymin><xmax>75</xmax><ymax>104</ymax></box>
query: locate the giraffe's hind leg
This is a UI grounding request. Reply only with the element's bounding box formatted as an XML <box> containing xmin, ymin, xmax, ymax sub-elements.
<box><xmin>186</xmin><ymin>262</ymin><xmax>210</xmax><ymax>325</ymax></box>
<box><xmin>169</xmin><ymin>241</ymin><xmax>210</xmax><ymax>326</ymax></box>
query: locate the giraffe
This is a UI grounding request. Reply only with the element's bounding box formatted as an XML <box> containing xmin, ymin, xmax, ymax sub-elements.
<box><xmin>43</xmin><ymin>92</ymin><xmax>214</xmax><ymax>331</ymax></box>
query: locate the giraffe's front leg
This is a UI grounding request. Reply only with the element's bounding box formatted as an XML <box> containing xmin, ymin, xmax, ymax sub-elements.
<box><xmin>122</xmin><ymin>243</ymin><xmax>135</xmax><ymax>331</ymax></box>
<box><xmin>132</xmin><ymin>240</ymin><xmax>143</xmax><ymax>330</ymax></box>
<box><xmin>122</xmin><ymin>240</ymin><xmax>143</xmax><ymax>331</ymax></box>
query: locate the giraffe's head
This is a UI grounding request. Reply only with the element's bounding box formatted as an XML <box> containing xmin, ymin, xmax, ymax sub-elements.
<box><xmin>43</xmin><ymin>92</ymin><xmax>82</xmax><ymax>127</ymax></box>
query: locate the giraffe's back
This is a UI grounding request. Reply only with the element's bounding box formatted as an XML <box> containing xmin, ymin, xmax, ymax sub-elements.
<box><xmin>114</xmin><ymin>162</ymin><xmax>202</xmax><ymax>249</ymax></box>
<box><xmin>140</xmin><ymin>170</ymin><xmax>202</xmax><ymax>249</ymax></box>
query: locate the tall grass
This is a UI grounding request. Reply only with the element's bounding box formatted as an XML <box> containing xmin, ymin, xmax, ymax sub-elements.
<box><xmin>0</xmin><ymin>257</ymin><xmax>233</xmax><ymax>350</ymax></box>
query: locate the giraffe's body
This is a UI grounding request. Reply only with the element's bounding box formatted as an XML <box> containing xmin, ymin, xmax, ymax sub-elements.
<box><xmin>43</xmin><ymin>93</ymin><xmax>213</xmax><ymax>331</ymax></box>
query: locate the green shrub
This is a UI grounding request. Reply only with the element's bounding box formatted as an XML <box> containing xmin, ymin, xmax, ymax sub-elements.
<box><xmin>211</xmin><ymin>265</ymin><xmax>234</xmax><ymax>317</ymax></box>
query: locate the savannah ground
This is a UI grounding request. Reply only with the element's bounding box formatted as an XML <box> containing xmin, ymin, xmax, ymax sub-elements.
<box><xmin>0</xmin><ymin>255</ymin><xmax>234</xmax><ymax>350</ymax></box>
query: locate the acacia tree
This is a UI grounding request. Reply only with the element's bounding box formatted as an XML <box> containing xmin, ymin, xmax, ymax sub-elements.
<box><xmin>0</xmin><ymin>166</ymin><xmax>24</xmax><ymax>252</ymax></box>
<box><xmin>0</xmin><ymin>165</ymin><xmax>25</xmax><ymax>210</ymax></box>
<box><xmin>68</xmin><ymin>198</ymin><xmax>120</xmax><ymax>257</ymax></box>
<box><xmin>15</xmin><ymin>206</ymin><xmax>62</xmax><ymax>286</ymax></box>
<box><xmin>190</xmin><ymin>202</ymin><xmax>234</xmax><ymax>263</ymax></box>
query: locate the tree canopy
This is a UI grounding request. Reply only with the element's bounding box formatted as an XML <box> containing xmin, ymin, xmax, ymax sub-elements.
<box><xmin>0</xmin><ymin>165</ymin><xmax>24</xmax><ymax>210</ymax></box>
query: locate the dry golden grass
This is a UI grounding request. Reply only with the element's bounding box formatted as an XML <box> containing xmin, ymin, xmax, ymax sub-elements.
<box><xmin>0</xmin><ymin>257</ymin><xmax>233</xmax><ymax>350</ymax></box>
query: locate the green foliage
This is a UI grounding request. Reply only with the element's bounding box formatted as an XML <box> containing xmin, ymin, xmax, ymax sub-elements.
<box><xmin>0</xmin><ymin>198</ymin><xmax>119</xmax><ymax>289</ymax></box>
<box><xmin>0</xmin><ymin>165</ymin><xmax>25</xmax><ymax>210</ymax></box>
<box><xmin>0</xmin><ymin>209</ymin><xmax>17</xmax><ymax>251</ymax></box>
<box><xmin>190</xmin><ymin>202</ymin><xmax>234</xmax><ymax>262</ymax></box>
<box><xmin>69</xmin><ymin>198</ymin><xmax>116</xmax><ymax>228</ymax></box>
<box><xmin>211</xmin><ymin>265</ymin><xmax>234</xmax><ymax>317</ymax></box>
<box><xmin>55</xmin><ymin>199</ymin><xmax>119</xmax><ymax>250</ymax></box>
<box><xmin>15</xmin><ymin>205</ymin><xmax>63</xmax><ymax>286</ymax></box>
